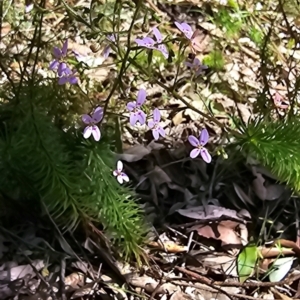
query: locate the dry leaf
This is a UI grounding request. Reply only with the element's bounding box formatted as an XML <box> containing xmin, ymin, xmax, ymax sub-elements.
<box><xmin>177</xmin><ymin>205</ymin><xmax>249</xmax><ymax>222</ymax></box>
<box><xmin>196</xmin><ymin>254</ymin><xmax>238</xmax><ymax>276</ymax></box>
<box><xmin>118</xmin><ymin>144</ymin><xmax>151</xmax><ymax>162</ymax></box>
<box><xmin>148</xmin><ymin>241</ymin><xmax>188</xmax><ymax>253</ymax></box>
<box><xmin>252</xmin><ymin>173</ymin><xmax>267</xmax><ymax>200</ymax></box>
<box><xmin>266</xmin><ymin>184</ymin><xmax>285</xmax><ymax>200</ymax></box>
<box><xmin>190</xmin><ymin>220</ymin><xmax>243</xmax><ymax>246</ymax></box>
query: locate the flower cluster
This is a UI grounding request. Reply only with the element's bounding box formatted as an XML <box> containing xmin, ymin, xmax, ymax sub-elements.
<box><xmin>49</xmin><ymin>40</ymin><xmax>78</xmax><ymax>85</ymax></box>
<box><xmin>51</xmin><ymin>22</ymin><xmax>212</xmax><ymax>184</ymax></box>
<box><xmin>82</xmin><ymin>107</ymin><xmax>103</xmax><ymax>141</ymax></box>
<box><xmin>135</xmin><ymin>27</ymin><xmax>168</xmax><ymax>59</ymax></box>
<box><xmin>188</xmin><ymin>129</ymin><xmax>211</xmax><ymax>163</ymax></box>
<box><xmin>126</xmin><ymin>89</ymin><xmax>165</xmax><ymax>140</ymax></box>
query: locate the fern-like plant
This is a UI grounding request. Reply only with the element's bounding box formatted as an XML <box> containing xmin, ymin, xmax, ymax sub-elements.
<box><xmin>235</xmin><ymin>117</ymin><xmax>300</xmax><ymax>191</ymax></box>
<box><xmin>0</xmin><ymin>82</ymin><xmax>146</xmax><ymax>262</ymax></box>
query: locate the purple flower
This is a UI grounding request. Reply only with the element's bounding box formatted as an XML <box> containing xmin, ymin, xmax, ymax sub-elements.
<box><xmin>102</xmin><ymin>34</ymin><xmax>117</xmax><ymax>59</ymax></box>
<box><xmin>185</xmin><ymin>58</ymin><xmax>208</xmax><ymax>76</ymax></box>
<box><xmin>188</xmin><ymin>129</ymin><xmax>211</xmax><ymax>163</ymax></box>
<box><xmin>82</xmin><ymin>107</ymin><xmax>104</xmax><ymax>141</ymax></box>
<box><xmin>113</xmin><ymin>160</ymin><xmax>129</xmax><ymax>184</ymax></box>
<box><xmin>49</xmin><ymin>39</ymin><xmax>68</xmax><ymax>74</ymax></box>
<box><xmin>147</xmin><ymin>108</ymin><xmax>165</xmax><ymax>140</ymax></box>
<box><xmin>126</xmin><ymin>89</ymin><xmax>147</xmax><ymax>126</ymax></box>
<box><xmin>174</xmin><ymin>22</ymin><xmax>193</xmax><ymax>39</ymax></box>
<box><xmin>135</xmin><ymin>27</ymin><xmax>169</xmax><ymax>59</ymax></box>
<box><xmin>174</xmin><ymin>22</ymin><xmax>202</xmax><ymax>54</ymax></box>
<box><xmin>58</xmin><ymin>67</ymin><xmax>78</xmax><ymax>85</ymax></box>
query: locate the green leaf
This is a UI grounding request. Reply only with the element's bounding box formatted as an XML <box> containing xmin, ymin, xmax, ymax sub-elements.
<box><xmin>236</xmin><ymin>118</ymin><xmax>300</xmax><ymax>192</ymax></box>
<box><xmin>237</xmin><ymin>244</ymin><xmax>258</xmax><ymax>283</ymax></box>
<box><xmin>203</xmin><ymin>50</ymin><xmax>224</xmax><ymax>71</ymax></box>
<box><xmin>268</xmin><ymin>257</ymin><xmax>294</xmax><ymax>282</ymax></box>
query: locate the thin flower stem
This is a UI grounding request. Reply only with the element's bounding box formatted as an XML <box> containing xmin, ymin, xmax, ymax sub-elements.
<box><xmin>100</xmin><ymin>0</ymin><xmax>143</xmax><ymax>122</ymax></box>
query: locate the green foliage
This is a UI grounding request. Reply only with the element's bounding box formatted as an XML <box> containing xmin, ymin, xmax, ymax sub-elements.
<box><xmin>236</xmin><ymin>118</ymin><xmax>300</xmax><ymax>191</ymax></box>
<box><xmin>249</xmin><ymin>26</ymin><xmax>263</xmax><ymax>46</ymax></box>
<box><xmin>0</xmin><ymin>83</ymin><xmax>146</xmax><ymax>261</ymax></box>
<box><xmin>212</xmin><ymin>8</ymin><xmax>243</xmax><ymax>38</ymax></box>
<box><xmin>79</xmin><ymin>140</ymin><xmax>146</xmax><ymax>262</ymax></box>
<box><xmin>203</xmin><ymin>50</ymin><xmax>225</xmax><ymax>70</ymax></box>
<box><xmin>237</xmin><ymin>244</ymin><xmax>258</xmax><ymax>282</ymax></box>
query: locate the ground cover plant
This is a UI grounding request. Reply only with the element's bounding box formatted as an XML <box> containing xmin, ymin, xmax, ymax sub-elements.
<box><xmin>2</xmin><ymin>0</ymin><xmax>300</xmax><ymax>298</ymax></box>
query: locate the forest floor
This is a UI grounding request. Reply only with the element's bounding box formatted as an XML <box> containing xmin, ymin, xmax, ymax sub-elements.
<box><xmin>1</xmin><ymin>0</ymin><xmax>300</xmax><ymax>299</ymax></box>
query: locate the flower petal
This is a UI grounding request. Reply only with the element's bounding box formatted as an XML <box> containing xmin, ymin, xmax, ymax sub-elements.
<box><xmin>82</xmin><ymin>114</ymin><xmax>93</xmax><ymax>124</ymax></box>
<box><xmin>136</xmin><ymin>89</ymin><xmax>147</xmax><ymax>106</ymax></box>
<box><xmin>195</xmin><ymin>66</ymin><xmax>208</xmax><ymax>77</ymax></box>
<box><xmin>58</xmin><ymin>62</ymin><xmax>68</xmax><ymax>76</ymax></box>
<box><xmin>68</xmin><ymin>75</ymin><xmax>78</xmax><ymax>85</ymax></box>
<box><xmin>201</xmin><ymin>148</ymin><xmax>211</xmax><ymax>163</ymax></box>
<box><xmin>153</xmin><ymin>108</ymin><xmax>161</xmax><ymax>123</ymax></box>
<box><xmin>185</xmin><ymin>61</ymin><xmax>193</xmax><ymax>68</ymax></box>
<box><xmin>174</xmin><ymin>21</ymin><xmax>183</xmax><ymax>31</ymax></box>
<box><xmin>180</xmin><ymin>23</ymin><xmax>194</xmax><ymax>39</ymax></box>
<box><xmin>188</xmin><ymin>135</ymin><xmax>200</xmax><ymax>147</ymax></box>
<box><xmin>102</xmin><ymin>45</ymin><xmax>111</xmax><ymax>59</ymax></box>
<box><xmin>152</xmin><ymin>27</ymin><xmax>162</xmax><ymax>43</ymax></box>
<box><xmin>117</xmin><ymin>175</ymin><xmax>124</xmax><ymax>184</ymax></box>
<box><xmin>113</xmin><ymin>170</ymin><xmax>118</xmax><ymax>176</ymax></box>
<box><xmin>117</xmin><ymin>160</ymin><xmax>123</xmax><ymax>172</ymax></box>
<box><xmin>61</xmin><ymin>39</ymin><xmax>68</xmax><ymax>56</ymax></box>
<box><xmin>148</xmin><ymin>120</ymin><xmax>155</xmax><ymax>129</ymax></box>
<box><xmin>91</xmin><ymin>125</ymin><xmax>101</xmax><ymax>141</ymax></box>
<box><xmin>58</xmin><ymin>76</ymin><xmax>68</xmax><ymax>85</ymax></box>
<box><xmin>129</xmin><ymin>113</ymin><xmax>138</xmax><ymax>126</ymax></box>
<box><xmin>127</xmin><ymin>102</ymin><xmax>136</xmax><ymax>111</ymax></box>
<box><xmin>158</xmin><ymin>126</ymin><xmax>165</xmax><ymax>137</ymax></box>
<box><xmin>157</xmin><ymin>44</ymin><xmax>169</xmax><ymax>59</ymax></box>
<box><xmin>137</xmin><ymin>110</ymin><xmax>146</xmax><ymax>125</ymax></box>
<box><xmin>193</xmin><ymin>58</ymin><xmax>201</xmax><ymax>66</ymax></box>
<box><xmin>174</xmin><ymin>22</ymin><xmax>193</xmax><ymax>39</ymax></box>
<box><xmin>53</xmin><ymin>47</ymin><xmax>62</xmax><ymax>58</ymax></box>
<box><xmin>152</xmin><ymin>129</ymin><xmax>159</xmax><ymax>140</ymax></box>
<box><xmin>107</xmin><ymin>34</ymin><xmax>116</xmax><ymax>42</ymax></box>
<box><xmin>121</xmin><ymin>173</ymin><xmax>129</xmax><ymax>182</ymax></box>
<box><xmin>83</xmin><ymin>126</ymin><xmax>93</xmax><ymax>139</ymax></box>
<box><xmin>200</xmin><ymin>128</ymin><xmax>209</xmax><ymax>145</ymax></box>
<box><xmin>92</xmin><ymin>107</ymin><xmax>103</xmax><ymax>123</ymax></box>
<box><xmin>135</xmin><ymin>37</ymin><xmax>155</xmax><ymax>49</ymax></box>
<box><xmin>49</xmin><ymin>60</ymin><xmax>59</xmax><ymax>70</ymax></box>
<box><xmin>190</xmin><ymin>148</ymin><xmax>201</xmax><ymax>159</ymax></box>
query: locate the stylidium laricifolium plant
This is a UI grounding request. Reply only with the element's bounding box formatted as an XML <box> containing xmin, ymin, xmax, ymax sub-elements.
<box><xmin>188</xmin><ymin>129</ymin><xmax>212</xmax><ymax>163</ymax></box>
<box><xmin>113</xmin><ymin>161</ymin><xmax>130</xmax><ymax>185</ymax></box>
<box><xmin>82</xmin><ymin>107</ymin><xmax>104</xmax><ymax>141</ymax></box>
<box><xmin>49</xmin><ymin>39</ymin><xmax>78</xmax><ymax>85</ymax></box>
<box><xmin>135</xmin><ymin>27</ymin><xmax>169</xmax><ymax>58</ymax></box>
<box><xmin>46</xmin><ymin>20</ymin><xmax>216</xmax><ymax>259</ymax></box>
<box><xmin>185</xmin><ymin>58</ymin><xmax>208</xmax><ymax>77</ymax></box>
<box><xmin>47</xmin><ymin>24</ymin><xmax>214</xmax><ymax>187</ymax></box>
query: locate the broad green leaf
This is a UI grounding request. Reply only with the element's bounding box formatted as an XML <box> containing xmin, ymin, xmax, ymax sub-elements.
<box><xmin>237</xmin><ymin>244</ymin><xmax>258</xmax><ymax>283</ymax></box>
<box><xmin>269</xmin><ymin>257</ymin><xmax>294</xmax><ymax>282</ymax></box>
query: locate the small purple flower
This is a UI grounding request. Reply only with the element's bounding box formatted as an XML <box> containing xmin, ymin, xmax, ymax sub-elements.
<box><xmin>102</xmin><ymin>34</ymin><xmax>117</xmax><ymax>59</ymax></box>
<box><xmin>49</xmin><ymin>39</ymin><xmax>68</xmax><ymax>74</ymax></box>
<box><xmin>188</xmin><ymin>128</ymin><xmax>211</xmax><ymax>163</ymax></box>
<box><xmin>58</xmin><ymin>67</ymin><xmax>78</xmax><ymax>85</ymax></box>
<box><xmin>113</xmin><ymin>160</ymin><xmax>129</xmax><ymax>184</ymax></box>
<box><xmin>82</xmin><ymin>107</ymin><xmax>104</xmax><ymax>141</ymax></box>
<box><xmin>185</xmin><ymin>58</ymin><xmax>208</xmax><ymax>76</ymax></box>
<box><xmin>174</xmin><ymin>22</ymin><xmax>202</xmax><ymax>54</ymax></box>
<box><xmin>174</xmin><ymin>22</ymin><xmax>193</xmax><ymax>39</ymax></box>
<box><xmin>135</xmin><ymin>27</ymin><xmax>169</xmax><ymax>59</ymax></box>
<box><xmin>126</xmin><ymin>89</ymin><xmax>147</xmax><ymax>126</ymax></box>
<box><xmin>148</xmin><ymin>108</ymin><xmax>165</xmax><ymax>140</ymax></box>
